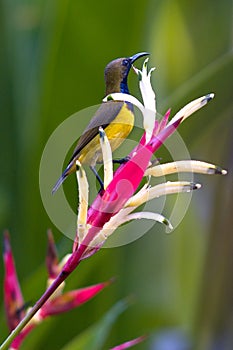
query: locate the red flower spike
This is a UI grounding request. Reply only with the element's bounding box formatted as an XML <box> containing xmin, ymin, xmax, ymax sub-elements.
<box><xmin>80</xmin><ymin>119</ymin><xmax>181</xmax><ymax>251</ymax></box>
<box><xmin>77</xmin><ymin>91</ymin><xmax>213</xmax><ymax>258</ymax></box>
<box><xmin>158</xmin><ymin>108</ymin><xmax>171</xmax><ymax>133</ymax></box>
<box><xmin>69</xmin><ymin>116</ymin><xmax>184</xmax><ymax>261</ymax></box>
<box><xmin>3</xmin><ymin>231</ymin><xmax>25</xmax><ymax>331</ymax></box>
<box><xmin>8</xmin><ymin>280</ymin><xmax>111</xmax><ymax>349</ymax></box>
<box><xmin>110</xmin><ymin>335</ymin><xmax>146</xmax><ymax>349</ymax></box>
<box><xmin>40</xmin><ymin>280</ymin><xmax>111</xmax><ymax>317</ymax></box>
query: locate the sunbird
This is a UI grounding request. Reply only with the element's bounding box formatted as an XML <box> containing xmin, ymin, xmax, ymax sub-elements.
<box><xmin>52</xmin><ymin>52</ymin><xmax>149</xmax><ymax>194</ymax></box>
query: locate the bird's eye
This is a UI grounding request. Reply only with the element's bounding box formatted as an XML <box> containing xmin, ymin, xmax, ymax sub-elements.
<box><xmin>122</xmin><ymin>59</ymin><xmax>130</xmax><ymax>67</ymax></box>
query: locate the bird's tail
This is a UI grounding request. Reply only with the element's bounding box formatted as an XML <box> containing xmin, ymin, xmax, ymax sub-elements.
<box><xmin>52</xmin><ymin>163</ymin><xmax>73</xmax><ymax>194</ymax></box>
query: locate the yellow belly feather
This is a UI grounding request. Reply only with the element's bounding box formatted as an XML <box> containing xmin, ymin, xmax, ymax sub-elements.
<box><xmin>78</xmin><ymin>103</ymin><xmax>134</xmax><ymax>165</ymax></box>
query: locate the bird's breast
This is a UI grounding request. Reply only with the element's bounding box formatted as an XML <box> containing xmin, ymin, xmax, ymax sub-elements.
<box><xmin>78</xmin><ymin>103</ymin><xmax>134</xmax><ymax>165</ymax></box>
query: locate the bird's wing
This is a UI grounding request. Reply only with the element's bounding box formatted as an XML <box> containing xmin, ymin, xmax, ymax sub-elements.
<box><xmin>69</xmin><ymin>101</ymin><xmax>124</xmax><ymax>162</ymax></box>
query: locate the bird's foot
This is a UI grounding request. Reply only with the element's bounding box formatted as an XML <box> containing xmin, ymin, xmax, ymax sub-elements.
<box><xmin>90</xmin><ymin>165</ymin><xmax>104</xmax><ymax>190</ymax></box>
<box><xmin>112</xmin><ymin>156</ymin><xmax>130</xmax><ymax>164</ymax></box>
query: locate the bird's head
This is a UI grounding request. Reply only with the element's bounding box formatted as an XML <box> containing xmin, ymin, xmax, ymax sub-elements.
<box><xmin>104</xmin><ymin>52</ymin><xmax>149</xmax><ymax>95</ymax></box>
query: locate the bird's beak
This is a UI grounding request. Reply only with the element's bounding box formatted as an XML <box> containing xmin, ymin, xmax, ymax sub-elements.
<box><xmin>129</xmin><ymin>52</ymin><xmax>150</xmax><ymax>64</ymax></box>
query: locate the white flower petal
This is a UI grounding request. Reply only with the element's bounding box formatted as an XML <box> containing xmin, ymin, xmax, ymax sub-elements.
<box><xmin>136</xmin><ymin>59</ymin><xmax>156</xmax><ymax>143</ymax></box>
<box><xmin>124</xmin><ymin>211</ymin><xmax>173</xmax><ymax>231</ymax></box>
<box><xmin>76</xmin><ymin>161</ymin><xmax>89</xmax><ymax>242</ymax></box>
<box><xmin>89</xmin><ymin>207</ymin><xmax>133</xmax><ymax>245</ymax></box>
<box><xmin>124</xmin><ymin>183</ymin><xmax>149</xmax><ymax>208</ymax></box>
<box><xmin>103</xmin><ymin>93</ymin><xmax>145</xmax><ymax>115</ymax></box>
<box><xmin>168</xmin><ymin>93</ymin><xmax>214</xmax><ymax>126</ymax></box>
<box><xmin>99</xmin><ymin>127</ymin><xmax>113</xmax><ymax>189</ymax></box>
<box><xmin>144</xmin><ymin>108</ymin><xmax>156</xmax><ymax>144</ymax></box>
<box><xmin>145</xmin><ymin>160</ymin><xmax>227</xmax><ymax>177</ymax></box>
<box><xmin>126</xmin><ymin>181</ymin><xmax>201</xmax><ymax>208</ymax></box>
<box><xmin>137</xmin><ymin>59</ymin><xmax>156</xmax><ymax>112</ymax></box>
<box><xmin>148</xmin><ymin>181</ymin><xmax>201</xmax><ymax>200</ymax></box>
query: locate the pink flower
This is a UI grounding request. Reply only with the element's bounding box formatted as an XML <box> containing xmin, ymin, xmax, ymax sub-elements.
<box><xmin>110</xmin><ymin>335</ymin><xmax>146</xmax><ymax>349</ymax></box>
<box><xmin>3</xmin><ymin>231</ymin><xmax>25</xmax><ymax>332</ymax></box>
<box><xmin>3</xmin><ymin>231</ymin><xmax>111</xmax><ymax>349</ymax></box>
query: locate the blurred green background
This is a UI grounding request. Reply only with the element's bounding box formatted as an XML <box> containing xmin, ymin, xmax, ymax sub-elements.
<box><xmin>0</xmin><ymin>0</ymin><xmax>232</xmax><ymax>349</ymax></box>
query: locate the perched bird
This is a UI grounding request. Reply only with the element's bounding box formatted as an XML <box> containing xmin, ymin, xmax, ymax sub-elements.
<box><xmin>52</xmin><ymin>52</ymin><xmax>149</xmax><ymax>194</ymax></box>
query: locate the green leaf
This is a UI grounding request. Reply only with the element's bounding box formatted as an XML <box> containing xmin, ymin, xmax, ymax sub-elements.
<box><xmin>60</xmin><ymin>300</ymin><xmax>128</xmax><ymax>350</ymax></box>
